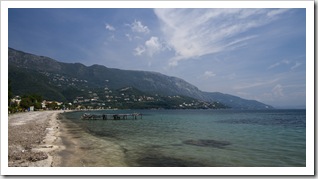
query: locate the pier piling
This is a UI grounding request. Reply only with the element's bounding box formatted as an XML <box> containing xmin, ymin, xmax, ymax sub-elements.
<box><xmin>81</xmin><ymin>113</ymin><xmax>142</xmax><ymax>120</ymax></box>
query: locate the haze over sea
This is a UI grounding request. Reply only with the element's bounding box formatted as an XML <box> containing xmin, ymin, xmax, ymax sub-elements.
<box><xmin>59</xmin><ymin>109</ymin><xmax>305</xmax><ymax>167</ymax></box>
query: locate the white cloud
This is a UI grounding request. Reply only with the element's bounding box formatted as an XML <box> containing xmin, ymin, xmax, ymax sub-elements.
<box><xmin>145</xmin><ymin>36</ymin><xmax>164</xmax><ymax>57</ymax></box>
<box><xmin>134</xmin><ymin>36</ymin><xmax>166</xmax><ymax>57</ymax></box>
<box><xmin>154</xmin><ymin>8</ymin><xmax>291</xmax><ymax>66</ymax></box>
<box><xmin>168</xmin><ymin>60</ymin><xmax>179</xmax><ymax>67</ymax></box>
<box><xmin>130</xmin><ymin>20</ymin><xmax>150</xmax><ymax>33</ymax></box>
<box><xmin>108</xmin><ymin>34</ymin><xmax>115</xmax><ymax>41</ymax></box>
<box><xmin>272</xmin><ymin>84</ymin><xmax>284</xmax><ymax>97</ymax></box>
<box><xmin>125</xmin><ymin>33</ymin><xmax>132</xmax><ymax>41</ymax></box>
<box><xmin>268</xmin><ymin>62</ymin><xmax>281</xmax><ymax>69</ymax></box>
<box><xmin>204</xmin><ymin>71</ymin><xmax>216</xmax><ymax>78</ymax></box>
<box><xmin>224</xmin><ymin>35</ymin><xmax>258</xmax><ymax>49</ymax></box>
<box><xmin>267</xmin><ymin>9</ymin><xmax>290</xmax><ymax>18</ymax></box>
<box><xmin>282</xmin><ymin>59</ymin><xmax>290</xmax><ymax>64</ymax></box>
<box><xmin>268</xmin><ymin>59</ymin><xmax>290</xmax><ymax>70</ymax></box>
<box><xmin>105</xmin><ymin>23</ymin><xmax>115</xmax><ymax>31</ymax></box>
<box><xmin>268</xmin><ymin>59</ymin><xmax>302</xmax><ymax>71</ymax></box>
<box><xmin>234</xmin><ymin>78</ymin><xmax>280</xmax><ymax>90</ymax></box>
<box><xmin>291</xmin><ymin>62</ymin><xmax>302</xmax><ymax>70</ymax></box>
<box><xmin>134</xmin><ymin>45</ymin><xmax>146</xmax><ymax>56</ymax></box>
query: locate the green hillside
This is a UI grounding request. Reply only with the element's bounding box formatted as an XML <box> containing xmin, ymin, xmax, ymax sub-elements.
<box><xmin>8</xmin><ymin>48</ymin><xmax>273</xmax><ymax>109</ymax></box>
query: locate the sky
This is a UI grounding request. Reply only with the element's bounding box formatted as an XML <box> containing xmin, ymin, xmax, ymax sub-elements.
<box><xmin>8</xmin><ymin>8</ymin><xmax>306</xmax><ymax>108</ymax></box>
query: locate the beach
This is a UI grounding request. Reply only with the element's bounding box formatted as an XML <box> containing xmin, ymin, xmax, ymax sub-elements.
<box><xmin>8</xmin><ymin>110</ymin><xmax>128</xmax><ymax>167</ymax></box>
<box><xmin>8</xmin><ymin>110</ymin><xmax>64</xmax><ymax>167</ymax></box>
<box><xmin>8</xmin><ymin>109</ymin><xmax>306</xmax><ymax>167</ymax></box>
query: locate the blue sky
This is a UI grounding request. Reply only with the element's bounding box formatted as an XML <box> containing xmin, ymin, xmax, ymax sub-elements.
<box><xmin>8</xmin><ymin>8</ymin><xmax>306</xmax><ymax>108</ymax></box>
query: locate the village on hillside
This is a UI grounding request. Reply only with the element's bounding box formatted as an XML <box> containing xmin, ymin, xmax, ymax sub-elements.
<box><xmin>9</xmin><ymin>87</ymin><xmax>226</xmax><ymax>113</ymax></box>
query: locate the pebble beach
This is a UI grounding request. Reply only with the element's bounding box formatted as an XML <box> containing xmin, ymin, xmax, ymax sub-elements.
<box><xmin>8</xmin><ymin>111</ymin><xmax>64</xmax><ymax>167</ymax></box>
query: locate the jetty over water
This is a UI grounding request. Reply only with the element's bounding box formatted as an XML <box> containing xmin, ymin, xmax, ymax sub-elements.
<box><xmin>81</xmin><ymin>113</ymin><xmax>142</xmax><ymax>120</ymax></box>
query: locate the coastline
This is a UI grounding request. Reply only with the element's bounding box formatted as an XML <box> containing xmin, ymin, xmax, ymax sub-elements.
<box><xmin>7</xmin><ymin>109</ymin><xmax>306</xmax><ymax>168</ymax></box>
<box><xmin>8</xmin><ymin>110</ymin><xmax>67</xmax><ymax>167</ymax></box>
<box><xmin>51</xmin><ymin>112</ymin><xmax>128</xmax><ymax>167</ymax></box>
<box><xmin>8</xmin><ymin>110</ymin><xmax>128</xmax><ymax>167</ymax></box>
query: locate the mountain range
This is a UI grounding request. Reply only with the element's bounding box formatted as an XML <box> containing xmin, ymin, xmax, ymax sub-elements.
<box><xmin>8</xmin><ymin>48</ymin><xmax>273</xmax><ymax>109</ymax></box>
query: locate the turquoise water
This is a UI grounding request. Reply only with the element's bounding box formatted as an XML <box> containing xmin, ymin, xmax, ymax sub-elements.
<box><xmin>60</xmin><ymin>109</ymin><xmax>306</xmax><ymax>167</ymax></box>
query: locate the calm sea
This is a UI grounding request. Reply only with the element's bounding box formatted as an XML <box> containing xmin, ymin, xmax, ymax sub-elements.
<box><xmin>58</xmin><ymin>109</ymin><xmax>306</xmax><ymax>167</ymax></box>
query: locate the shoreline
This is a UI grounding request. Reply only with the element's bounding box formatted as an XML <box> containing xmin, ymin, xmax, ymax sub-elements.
<box><xmin>8</xmin><ymin>110</ymin><xmax>128</xmax><ymax>167</ymax></box>
<box><xmin>7</xmin><ymin>109</ymin><xmax>306</xmax><ymax>168</ymax></box>
<box><xmin>8</xmin><ymin>110</ymin><xmax>70</xmax><ymax>167</ymax></box>
<box><xmin>51</xmin><ymin>112</ymin><xmax>129</xmax><ymax>167</ymax></box>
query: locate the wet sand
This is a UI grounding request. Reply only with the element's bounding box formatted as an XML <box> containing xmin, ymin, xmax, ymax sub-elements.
<box><xmin>53</xmin><ymin>113</ymin><xmax>128</xmax><ymax>167</ymax></box>
<box><xmin>8</xmin><ymin>110</ymin><xmax>65</xmax><ymax>167</ymax></box>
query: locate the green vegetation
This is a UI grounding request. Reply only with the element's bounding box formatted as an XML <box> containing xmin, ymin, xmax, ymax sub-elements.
<box><xmin>21</xmin><ymin>94</ymin><xmax>42</xmax><ymax>109</ymax></box>
<box><xmin>8</xmin><ymin>47</ymin><xmax>273</xmax><ymax>110</ymax></box>
<box><xmin>45</xmin><ymin>101</ymin><xmax>58</xmax><ymax>110</ymax></box>
<box><xmin>9</xmin><ymin>65</ymin><xmax>67</xmax><ymax>102</ymax></box>
<box><xmin>8</xmin><ymin>64</ymin><xmax>229</xmax><ymax>110</ymax></box>
<box><xmin>9</xmin><ymin>94</ymin><xmax>43</xmax><ymax>113</ymax></box>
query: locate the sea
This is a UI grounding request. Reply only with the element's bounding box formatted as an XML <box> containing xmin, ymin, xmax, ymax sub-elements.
<box><xmin>58</xmin><ymin>109</ymin><xmax>306</xmax><ymax>167</ymax></box>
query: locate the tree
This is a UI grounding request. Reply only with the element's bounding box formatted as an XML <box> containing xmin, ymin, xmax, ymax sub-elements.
<box><xmin>20</xmin><ymin>97</ymin><xmax>32</xmax><ymax>110</ymax></box>
<box><xmin>18</xmin><ymin>94</ymin><xmax>44</xmax><ymax>111</ymax></box>
<box><xmin>29</xmin><ymin>94</ymin><xmax>43</xmax><ymax>103</ymax></box>
<box><xmin>8</xmin><ymin>101</ymin><xmax>18</xmax><ymax>113</ymax></box>
<box><xmin>46</xmin><ymin>102</ymin><xmax>58</xmax><ymax>110</ymax></box>
<box><xmin>29</xmin><ymin>94</ymin><xmax>43</xmax><ymax>110</ymax></box>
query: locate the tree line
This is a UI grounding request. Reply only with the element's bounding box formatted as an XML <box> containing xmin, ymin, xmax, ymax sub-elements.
<box><xmin>8</xmin><ymin>80</ymin><xmax>64</xmax><ymax>113</ymax></box>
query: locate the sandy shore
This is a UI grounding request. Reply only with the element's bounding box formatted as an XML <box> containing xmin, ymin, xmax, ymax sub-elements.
<box><xmin>8</xmin><ymin>110</ymin><xmax>129</xmax><ymax>167</ymax></box>
<box><xmin>8</xmin><ymin>110</ymin><xmax>65</xmax><ymax>167</ymax></box>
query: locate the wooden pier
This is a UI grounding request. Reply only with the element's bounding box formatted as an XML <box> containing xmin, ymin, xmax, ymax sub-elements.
<box><xmin>81</xmin><ymin>113</ymin><xmax>142</xmax><ymax>120</ymax></box>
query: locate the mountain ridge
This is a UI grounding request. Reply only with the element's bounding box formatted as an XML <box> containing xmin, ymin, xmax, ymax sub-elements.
<box><xmin>8</xmin><ymin>48</ymin><xmax>273</xmax><ymax>109</ymax></box>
